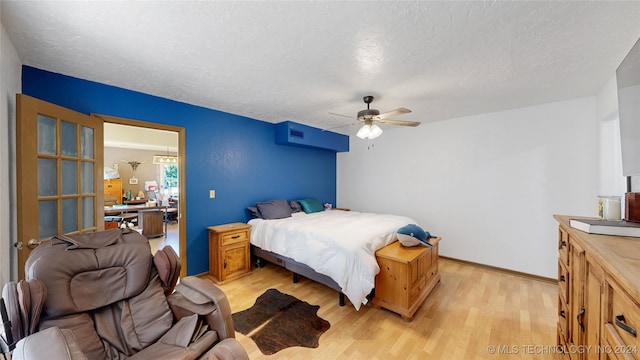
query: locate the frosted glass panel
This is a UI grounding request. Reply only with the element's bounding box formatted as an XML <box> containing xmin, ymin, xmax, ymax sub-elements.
<box><xmin>39</xmin><ymin>200</ymin><xmax>57</xmax><ymax>239</ymax></box>
<box><xmin>61</xmin><ymin>121</ymin><xmax>77</xmax><ymax>157</ymax></box>
<box><xmin>82</xmin><ymin>197</ymin><xmax>94</xmax><ymax>229</ymax></box>
<box><xmin>62</xmin><ymin>160</ymin><xmax>77</xmax><ymax>195</ymax></box>
<box><xmin>80</xmin><ymin>126</ymin><xmax>94</xmax><ymax>159</ymax></box>
<box><xmin>37</xmin><ymin>115</ymin><xmax>56</xmax><ymax>155</ymax></box>
<box><xmin>38</xmin><ymin>158</ymin><xmax>57</xmax><ymax>196</ymax></box>
<box><xmin>81</xmin><ymin>162</ymin><xmax>94</xmax><ymax>194</ymax></box>
<box><xmin>62</xmin><ymin>198</ymin><xmax>78</xmax><ymax>233</ymax></box>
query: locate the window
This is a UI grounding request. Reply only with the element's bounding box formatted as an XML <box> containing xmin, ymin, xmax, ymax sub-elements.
<box><xmin>161</xmin><ymin>164</ymin><xmax>179</xmax><ymax>197</ymax></box>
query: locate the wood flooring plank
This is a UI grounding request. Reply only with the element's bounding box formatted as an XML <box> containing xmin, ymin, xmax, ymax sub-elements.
<box><xmin>209</xmin><ymin>258</ymin><xmax>561</xmax><ymax>359</ymax></box>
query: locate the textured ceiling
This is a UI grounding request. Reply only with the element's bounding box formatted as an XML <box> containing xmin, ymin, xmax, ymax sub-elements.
<box><xmin>2</xmin><ymin>1</ymin><xmax>640</xmax><ymax>136</ymax></box>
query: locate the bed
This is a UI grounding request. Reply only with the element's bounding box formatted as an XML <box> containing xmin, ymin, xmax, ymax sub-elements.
<box><xmin>247</xmin><ymin>199</ymin><xmax>416</xmax><ymax>310</ymax></box>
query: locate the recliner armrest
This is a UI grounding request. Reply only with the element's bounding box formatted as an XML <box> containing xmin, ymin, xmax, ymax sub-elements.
<box><xmin>167</xmin><ymin>277</ymin><xmax>235</xmax><ymax>340</ymax></box>
<box><xmin>201</xmin><ymin>338</ymin><xmax>250</xmax><ymax>360</ymax></box>
<box><xmin>12</xmin><ymin>327</ymin><xmax>87</xmax><ymax>360</ymax></box>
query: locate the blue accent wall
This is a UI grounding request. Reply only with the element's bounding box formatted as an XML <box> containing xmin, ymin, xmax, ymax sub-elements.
<box><xmin>22</xmin><ymin>66</ymin><xmax>338</xmax><ymax>275</ymax></box>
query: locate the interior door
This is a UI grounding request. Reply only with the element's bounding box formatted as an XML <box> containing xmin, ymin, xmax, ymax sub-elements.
<box><xmin>15</xmin><ymin>94</ymin><xmax>104</xmax><ymax>279</ymax></box>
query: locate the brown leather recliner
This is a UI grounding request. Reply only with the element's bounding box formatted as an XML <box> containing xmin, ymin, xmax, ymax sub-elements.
<box><xmin>1</xmin><ymin>228</ymin><xmax>248</xmax><ymax>360</ymax></box>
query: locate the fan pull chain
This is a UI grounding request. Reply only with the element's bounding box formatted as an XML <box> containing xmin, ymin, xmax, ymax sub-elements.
<box><xmin>367</xmin><ymin>140</ymin><xmax>375</xmax><ymax>150</ymax></box>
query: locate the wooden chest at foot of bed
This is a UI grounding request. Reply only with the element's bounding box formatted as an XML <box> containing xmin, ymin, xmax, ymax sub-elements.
<box><xmin>372</xmin><ymin>237</ymin><xmax>441</xmax><ymax>321</ymax></box>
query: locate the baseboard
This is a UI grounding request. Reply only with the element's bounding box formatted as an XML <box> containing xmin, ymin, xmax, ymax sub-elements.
<box><xmin>439</xmin><ymin>256</ymin><xmax>557</xmax><ymax>284</ymax></box>
<box><xmin>194</xmin><ymin>271</ymin><xmax>210</xmax><ymax>279</ymax></box>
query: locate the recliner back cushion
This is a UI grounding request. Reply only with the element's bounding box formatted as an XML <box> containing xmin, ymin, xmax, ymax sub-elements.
<box><xmin>26</xmin><ymin>229</ymin><xmax>152</xmax><ymax>317</ymax></box>
<box><xmin>93</xmin><ymin>269</ymin><xmax>174</xmax><ymax>357</ymax></box>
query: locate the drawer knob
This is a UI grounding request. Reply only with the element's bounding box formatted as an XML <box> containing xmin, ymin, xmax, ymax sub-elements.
<box><xmin>559</xmin><ymin>275</ymin><xmax>565</xmax><ymax>282</ymax></box>
<box><xmin>615</xmin><ymin>314</ymin><xmax>637</xmax><ymax>337</ymax></box>
<box><xmin>560</xmin><ymin>240</ymin><xmax>567</xmax><ymax>247</ymax></box>
<box><xmin>560</xmin><ymin>310</ymin><xmax>566</xmax><ymax>319</ymax></box>
<box><xmin>231</xmin><ymin>235</ymin><xmax>240</xmax><ymax>239</ymax></box>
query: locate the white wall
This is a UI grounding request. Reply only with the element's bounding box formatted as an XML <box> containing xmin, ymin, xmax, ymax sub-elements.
<box><xmin>337</xmin><ymin>97</ymin><xmax>600</xmax><ymax>278</ymax></box>
<box><xmin>0</xmin><ymin>18</ymin><xmax>22</xmax><ymax>284</ymax></box>
<box><xmin>104</xmin><ymin>146</ymin><xmax>175</xmax><ymax>196</ymax></box>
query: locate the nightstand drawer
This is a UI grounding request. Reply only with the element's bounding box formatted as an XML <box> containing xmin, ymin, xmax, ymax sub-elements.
<box><xmin>222</xmin><ymin>230</ymin><xmax>248</xmax><ymax>245</ymax></box>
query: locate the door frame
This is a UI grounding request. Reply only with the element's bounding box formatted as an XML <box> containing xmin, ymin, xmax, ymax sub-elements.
<box><xmin>93</xmin><ymin>114</ymin><xmax>187</xmax><ymax>278</ymax></box>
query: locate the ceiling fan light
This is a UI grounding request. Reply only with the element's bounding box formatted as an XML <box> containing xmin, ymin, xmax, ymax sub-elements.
<box><xmin>369</xmin><ymin>124</ymin><xmax>383</xmax><ymax>138</ymax></box>
<box><xmin>356</xmin><ymin>124</ymin><xmax>383</xmax><ymax>139</ymax></box>
<box><xmin>356</xmin><ymin>124</ymin><xmax>371</xmax><ymax>139</ymax></box>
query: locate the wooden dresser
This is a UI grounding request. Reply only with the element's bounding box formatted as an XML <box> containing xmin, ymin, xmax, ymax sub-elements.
<box><xmin>208</xmin><ymin>223</ymin><xmax>251</xmax><ymax>283</ymax></box>
<box><xmin>104</xmin><ymin>178</ymin><xmax>122</xmax><ymax>204</ymax></box>
<box><xmin>372</xmin><ymin>237</ymin><xmax>441</xmax><ymax>321</ymax></box>
<box><xmin>555</xmin><ymin>215</ymin><xmax>640</xmax><ymax>360</ymax></box>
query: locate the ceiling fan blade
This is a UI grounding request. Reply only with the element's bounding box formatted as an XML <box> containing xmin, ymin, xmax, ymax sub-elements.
<box><xmin>322</xmin><ymin>122</ymin><xmax>359</xmax><ymax>131</ymax></box>
<box><xmin>377</xmin><ymin>119</ymin><xmax>421</xmax><ymax>127</ymax></box>
<box><xmin>377</xmin><ymin>108</ymin><xmax>411</xmax><ymax>119</ymax></box>
<box><xmin>328</xmin><ymin>112</ymin><xmax>355</xmax><ymax>119</ymax></box>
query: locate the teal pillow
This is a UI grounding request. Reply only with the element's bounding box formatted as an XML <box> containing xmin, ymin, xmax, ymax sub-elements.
<box><xmin>297</xmin><ymin>198</ymin><xmax>325</xmax><ymax>213</ymax></box>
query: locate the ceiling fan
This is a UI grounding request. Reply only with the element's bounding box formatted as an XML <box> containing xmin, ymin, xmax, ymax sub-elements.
<box><xmin>329</xmin><ymin>95</ymin><xmax>421</xmax><ymax>139</ymax></box>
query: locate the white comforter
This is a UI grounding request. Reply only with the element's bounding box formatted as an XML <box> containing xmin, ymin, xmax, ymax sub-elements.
<box><xmin>248</xmin><ymin>210</ymin><xmax>415</xmax><ymax>310</ymax></box>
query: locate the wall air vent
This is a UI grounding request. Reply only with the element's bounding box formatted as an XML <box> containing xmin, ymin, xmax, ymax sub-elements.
<box><xmin>290</xmin><ymin>129</ymin><xmax>304</xmax><ymax>139</ymax></box>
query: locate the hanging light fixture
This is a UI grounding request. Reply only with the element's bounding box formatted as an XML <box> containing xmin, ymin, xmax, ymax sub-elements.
<box><xmin>152</xmin><ymin>155</ymin><xmax>178</xmax><ymax>164</ymax></box>
<box><xmin>356</xmin><ymin>119</ymin><xmax>383</xmax><ymax>139</ymax></box>
<box><xmin>152</xmin><ymin>149</ymin><xmax>178</xmax><ymax>164</ymax></box>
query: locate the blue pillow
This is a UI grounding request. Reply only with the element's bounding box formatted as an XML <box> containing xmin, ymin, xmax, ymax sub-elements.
<box><xmin>297</xmin><ymin>198</ymin><xmax>325</xmax><ymax>214</ymax></box>
<box><xmin>397</xmin><ymin>224</ymin><xmax>434</xmax><ymax>247</ymax></box>
<box><xmin>256</xmin><ymin>199</ymin><xmax>292</xmax><ymax>220</ymax></box>
<box><xmin>247</xmin><ymin>206</ymin><xmax>261</xmax><ymax>219</ymax></box>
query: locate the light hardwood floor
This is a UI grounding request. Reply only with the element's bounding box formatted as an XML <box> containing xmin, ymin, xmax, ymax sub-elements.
<box><xmin>209</xmin><ymin>259</ymin><xmax>564</xmax><ymax>360</ymax></box>
<box><xmin>148</xmin><ymin>222</ymin><xmax>179</xmax><ymax>255</ymax></box>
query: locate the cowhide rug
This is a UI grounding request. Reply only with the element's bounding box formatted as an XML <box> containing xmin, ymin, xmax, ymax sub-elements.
<box><xmin>232</xmin><ymin>288</ymin><xmax>331</xmax><ymax>355</ymax></box>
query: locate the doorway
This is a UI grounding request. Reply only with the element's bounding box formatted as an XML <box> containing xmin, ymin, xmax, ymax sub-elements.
<box><xmin>96</xmin><ymin>114</ymin><xmax>186</xmax><ymax>277</ymax></box>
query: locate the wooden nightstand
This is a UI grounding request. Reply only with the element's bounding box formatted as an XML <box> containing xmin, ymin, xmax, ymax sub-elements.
<box><xmin>372</xmin><ymin>237</ymin><xmax>441</xmax><ymax>321</ymax></box>
<box><xmin>207</xmin><ymin>223</ymin><xmax>252</xmax><ymax>283</ymax></box>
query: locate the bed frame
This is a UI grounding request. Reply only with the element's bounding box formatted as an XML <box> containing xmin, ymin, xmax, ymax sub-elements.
<box><xmin>252</xmin><ymin>245</ymin><xmax>347</xmax><ymax>306</ymax></box>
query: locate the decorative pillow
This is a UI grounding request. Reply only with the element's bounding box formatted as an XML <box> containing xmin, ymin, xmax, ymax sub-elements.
<box><xmin>397</xmin><ymin>224</ymin><xmax>434</xmax><ymax>247</ymax></box>
<box><xmin>290</xmin><ymin>200</ymin><xmax>302</xmax><ymax>213</ymax></box>
<box><xmin>256</xmin><ymin>199</ymin><xmax>292</xmax><ymax>220</ymax></box>
<box><xmin>297</xmin><ymin>198</ymin><xmax>325</xmax><ymax>214</ymax></box>
<box><xmin>247</xmin><ymin>206</ymin><xmax>261</xmax><ymax>219</ymax></box>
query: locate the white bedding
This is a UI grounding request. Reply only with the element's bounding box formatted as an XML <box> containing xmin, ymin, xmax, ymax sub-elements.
<box><xmin>248</xmin><ymin>210</ymin><xmax>415</xmax><ymax>310</ymax></box>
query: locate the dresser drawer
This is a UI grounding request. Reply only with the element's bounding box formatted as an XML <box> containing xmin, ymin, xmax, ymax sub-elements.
<box><xmin>222</xmin><ymin>230</ymin><xmax>248</xmax><ymax>245</ymax></box>
<box><xmin>604</xmin><ymin>324</ymin><xmax>638</xmax><ymax>360</ymax></box>
<box><xmin>558</xmin><ymin>260</ymin><xmax>570</xmax><ymax>305</ymax></box>
<box><xmin>558</xmin><ymin>227</ymin><xmax>569</xmax><ymax>267</ymax></box>
<box><xmin>558</xmin><ymin>297</ymin><xmax>569</xmax><ymax>342</ymax></box>
<box><xmin>606</xmin><ymin>281</ymin><xmax>640</xmax><ymax>358</ymax></box>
